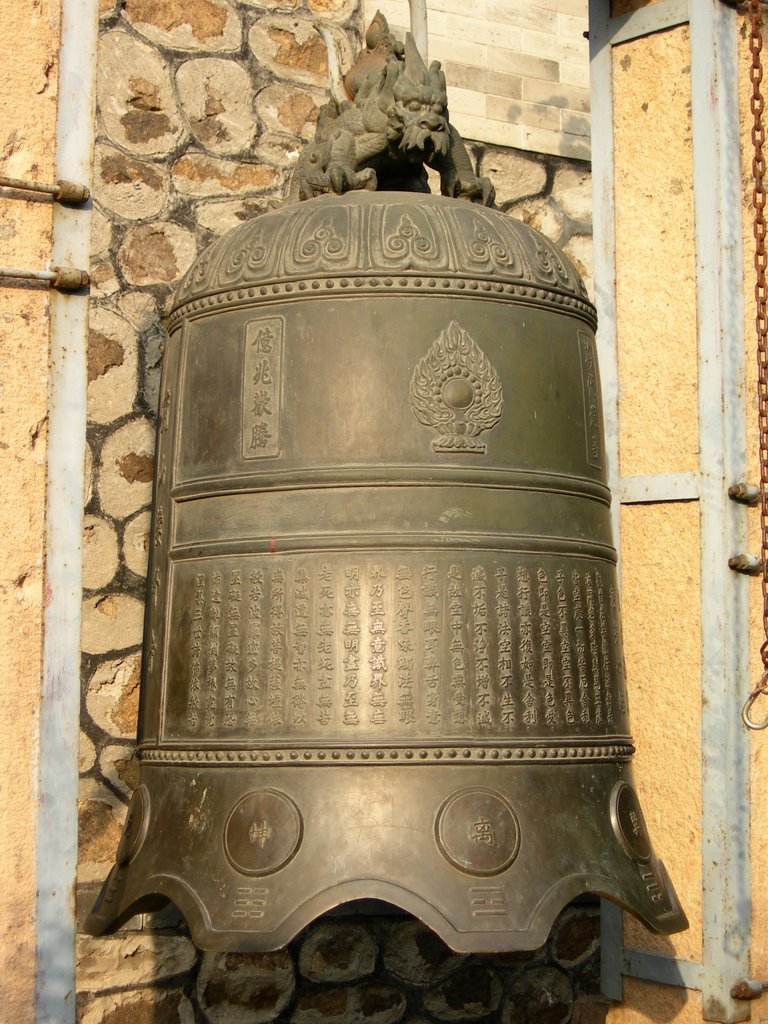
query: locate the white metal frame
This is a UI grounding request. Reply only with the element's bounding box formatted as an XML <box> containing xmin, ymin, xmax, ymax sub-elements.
<box><xmin>589</xmin><ymin>0</ymin><xmax>752</xmax><ymax>1020</ymax></box>
<box><xmin>36</xmin><ymin>1</ymin><xmax>98</xmax><ymax>1020</ymax></box>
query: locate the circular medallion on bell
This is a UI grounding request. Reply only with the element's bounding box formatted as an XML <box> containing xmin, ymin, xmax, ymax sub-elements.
<box><xmin>435</xmin><ymin>788</ymin><xmax>520</xmax><ymax>876</ymax></box>
<box><xmin>610</xmin><ymin>782</ymin><xmax>652</xmax><ymax>863</ymax></box>
<box><xmin>117</xmin><ymin>785</ymin><xmax>149</xmax><ymax>866</ymax></box>
<box><xmin>224</xmin><ymin>790</ymin><xmax>303</xmax><ymax>876</ymax></box>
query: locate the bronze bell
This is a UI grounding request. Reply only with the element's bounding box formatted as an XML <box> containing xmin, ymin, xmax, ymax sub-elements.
<box><xmin>85</xmin><ymin>187</ymin><xmax>687</xmax><ymax>952</ymax></box>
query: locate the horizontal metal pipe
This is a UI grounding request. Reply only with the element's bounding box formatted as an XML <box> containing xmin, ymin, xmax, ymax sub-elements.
<box><xmin>0</xmin><ymin>174</ymin><xmax>89</xmax><ymax>203</ymax></box>
<box><xmin>0</xmin><ymin>266</ymin><xmax>57</xmax><ymax>282</ymax></box>
<box><xmin>0</xmin><ymin>266</ymin><xmax>89</xmax><ymax>290</ymax></box>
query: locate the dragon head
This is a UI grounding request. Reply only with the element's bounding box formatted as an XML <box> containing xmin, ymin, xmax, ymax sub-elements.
<box><xmin>388</xmin><ymin>35</ymin><xmax>451</xmax><ymax>161</ymax></box>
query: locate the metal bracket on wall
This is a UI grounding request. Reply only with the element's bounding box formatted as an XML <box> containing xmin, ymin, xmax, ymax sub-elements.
<box><xmin>616</xmin><ymin>471</ymin><xmax>700</xmax><ymax>504</ymax></box>
<box><xmin>0</xmin><ymin>266</ymin><xmax>89</xmax><ymax>290</ymax></box>
<box><xmin>608</xmin><ymin>0</ymin><xmax>689</xmax><ymax>46</ymax></box>
<box><xmin>622</xmin><ymin>950</ymin><xmax>705</xmax><ymax>991</ymax></box>
<box><xmin>0</xmin><ymin>174</ymin><xmax>89</xmax><ymax>204</ymax></box>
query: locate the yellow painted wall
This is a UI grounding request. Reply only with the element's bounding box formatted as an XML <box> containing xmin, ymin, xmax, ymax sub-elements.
<box><xmin>0</xmin><ymin>0</ymin><xmax>60</xmax><ymax>1020</ymax></box>
<box><xmin>611</xmin><ymin>18</ymin><xmax>702</xmax><ymax>969</ymax></box>
<box><xmin>608</xmin><ymin>1</ymin><xmax>768</xmax><ymax>1022</ymax></box>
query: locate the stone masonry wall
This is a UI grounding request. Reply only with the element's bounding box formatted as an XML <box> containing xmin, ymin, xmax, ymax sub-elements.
<box><xmin>78</xmin><ymin>1</ymin><xmax>595</xmax><ymax>1020</ymax></box>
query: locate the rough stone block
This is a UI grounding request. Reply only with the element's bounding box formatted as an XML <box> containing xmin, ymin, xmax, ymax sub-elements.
<box><xmin>93</xmin><ymin>143</ymin><xmax>168</xmax><ymax>221</ymax></box>
<box><xmin>117</xmin><ymin>291</ymin><xmax>161</xmax><ymax>337</ymax></box>
<box><xmin>501</xmin><ymin>966</ymin><xmax>573</xmax><ymax>1024</ymax></box>
<box><xmin>99</xmin><ymin>743</ymin><xmax>140</xmax><ymax>799</ymax></box>
<box><xmin>383</xmin><ymin>920</ymin><xmax>466</xmax><ymax>987</ymax></box>
<box><xmin>550</xmin><ymin>905</ymin><xmax>600</xmax><ymax>969</ymax></box>
<box><xmin>91</xmin><ymin>208</ymin><xmax>113</xmax><ymax>256</ymax></box>
<box><xmin>124</xmin><ymin>510</ymin><xmax>151</xmax><ymax>579</ymax></box>
<box><xmin>176</xmin><ymin>58</ymin><xmax>256</xmax><ymax>155</ymax></box>
<box><xmin>124</xmin><ymin>0</ymin><xmax>241</xmax><ymax>52</ymax></box>
<box><xmin>292</xmin><ymin>984</ymin><xmax>406</xmax><ymax>1024</ymax></box>
<box><xmin>248</xmin><ymin>16</ymin><xmax>351</xmax><ymax>89</ymax></box>
<box><xmin>560</xmin><ymin>60</ymin><xmax>590</xmax><ymax>91</ymax></box>
<box><xmin>77</xmin><ymin>934</ymin><xmax>197</xmax><ymax>991</ymax></box>
<box><xmin>81</xmin><ymin>594</ymin><xmax>146</xmax><ymax>656</ymax></box>
<box><xmin>79</xmin><ymin>989</ymin><xmax>194</xmax><ymax>1024</ymax></box>
<box><xmin>83</xmin><ymin>514</ymin><xmax>119</xmax><ymax>591</ymax></box>
<box><xmin>77</xmin><ymin>778</ymin><xmax>125</xmax><ymax>880</ymax></box>
<box><xmin>79</xmin><ymin>731</ymin><xmax>97</xmax><ymax>774</ymax></box>
<box><xmin>172</xmin><ymin>154</ymin><xmax>281</xmax><ymax>198</ymax></box>
<box><xmin>98</xmin><ymin>31</ymin><xmax>187</xmax><ymax>156</ymax></box>
<box><xmin>307</xmin><ymin>0</ymin><xmax>358</xmax><ymax>17</ymax></box>
<box><xmin>422</xmin><ymin>964</ymin><xmax>502</xmax><ymax>1021</ymax></box>
<box><xmin>195</xmin><ymin>198</ymin><xmax>274</xmax><ymax>237</ymax></box>
<box><xmin>89</xmin><ymin>256</ymin><xmax>120</xmax><ymax>299</ymax></box>
<box><xmin>97</xmin><ymin>417</ymin><xmax>155</xmax><ymax>519</ymax></box>
<box><xmin>505</xmin><ymin>197</ymin><xmax>565</xmax><ymax>244</ymax></box>
<box><xmin>197</xmin><ymin>950</ymin><xmax>295</xmax><ymax>1023</ymax></box>
<box><xmin>479</xmin><ymin>147</ymin><xmax>547</xmax><ymax>206</ymax></box>
<box><xmin>86</xmin><ymin>653</ymin><xmax>142</xmax><ymax>739</ymax></box>
<box><xmin>85</xmin><ymin>442</ymin><xmax>94</xmax><ymax>507</ymax></box>
<box><xmin>113</xmin><ymin>293</ymin><xmax>164</xmax><ymax>415</ymax></box>
<box><xmin>552</xmin><ymin>165</ymin><xmax>592</xmax><ymax>223</ymax></box>
<box><xmin>119</xmin><ymin>221</ymin><xmax>197</xmax><ymax>286</ymax></box>
<box><xmin>298</xmin><ymin>921</ymin><xmax>377</xmax><ymax>983</ymax></box>
<box><xmin>562</xmin><ymin>233</ymin><xmax>593</xmax><ymax>298</ymax></box>
<box><xmin>240</xmin><ymin>0</ymin><xmax>301</xmax><ymax>8</ymax></box>
<box><xmin>88</xmin><ymin>305</ymin><xmax>139</xmax><ymax>426</ymax></box>
<box><xmin>254</xmin><ymin>83</ymin><xmax>325</xmax><ymax>140</ymax></box>
<box><xmin>255</xmin><ymin>132</ymin><xmax>303</xmax><ymax>174</ymax></box>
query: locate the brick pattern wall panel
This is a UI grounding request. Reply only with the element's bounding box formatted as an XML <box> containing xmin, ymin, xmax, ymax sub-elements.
<box><xmin>366</xmin><ymin>0</ymin><xmax>590</xmax><ymax>159</ymax></box>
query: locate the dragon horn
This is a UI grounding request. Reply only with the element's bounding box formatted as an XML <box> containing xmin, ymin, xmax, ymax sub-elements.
<box><xmin>404</xmin><ymin>33</ymin><xmax>428</xmax><ymax>84</ymax></box>
<box><xmin>315</xmin><ymin>25</ymin><xmax>348</xmax><ymax>105</ymax></box>
<box><xmin>407</xmin><ymin>0</ymin><xmax>428</xmax><ymax>64</ymax></box>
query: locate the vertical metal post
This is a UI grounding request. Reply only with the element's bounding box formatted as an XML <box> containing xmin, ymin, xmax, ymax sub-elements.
<box><xmin>690</xmin><ymin>1</ymin><xmax>751</xmax><ymax>1020</ymax></box>
<box><xmin>35</xmin><ymin>0</ymin><xmax>98</xmax><ymax>1020</ymax></box>
<box><xmin>588</xmin><ymin>0</ymin><xmax>625</xmax><ymax>1001</ymax></box>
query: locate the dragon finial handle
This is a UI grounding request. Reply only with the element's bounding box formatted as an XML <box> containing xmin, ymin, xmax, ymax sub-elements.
<box><xmin>288</xmin><ymin>11</ymin><xmax>495</xmax><ymax>207</ymax></box>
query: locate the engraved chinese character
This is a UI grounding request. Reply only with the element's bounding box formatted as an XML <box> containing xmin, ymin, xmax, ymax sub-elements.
<box><xmin>251</xmin><ymin>422</ymin><xmax>272</xmax><ymax>449</ymax></box>
<box><xmin>252</xmin><ymin>358</ymin><xmax>273</xmax><ymax>385</ymax></box>
<box><xmin>471</xmin><ymin>816</ymin><xmax>496</xmax><ymax>845</ymax></box>
<box><xmin>251</xmin><ymin>327</ymin><xmax>274</xmax><ymax>353</ymax></box>
<box><xmin>252</xmin><ymin>387</ymin><xmax>274</xmax><ymax>415</ymax></box>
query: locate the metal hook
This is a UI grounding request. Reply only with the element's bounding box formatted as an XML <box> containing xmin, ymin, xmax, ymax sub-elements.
<box><xmin>742</xmin><ymin>676</ymin><xmax>768</xmax><ymax>730</ymax></box>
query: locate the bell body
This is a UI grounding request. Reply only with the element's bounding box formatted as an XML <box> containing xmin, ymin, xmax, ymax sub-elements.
<box><xmin>87</xmin><ymin>191</ymin><xmax>686</xmax><ymax>950</ymax></box>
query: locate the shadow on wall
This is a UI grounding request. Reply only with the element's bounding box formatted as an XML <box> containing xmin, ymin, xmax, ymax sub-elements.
<box><xmin>74</xmin><ymin>898</ymin><xmax>625</xmax><ymax>1023</ymax></box>
<box><xmin>608</xmin><ymin>930</ymin><xmax>693</xmax><ymax>1023</ymax></box>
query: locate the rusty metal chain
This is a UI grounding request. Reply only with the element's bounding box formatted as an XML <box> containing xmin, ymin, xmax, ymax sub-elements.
<box><xmin>744</xmin><ymin>0</ymin><xmax>768</xmax><ymax>729</ymax></box>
